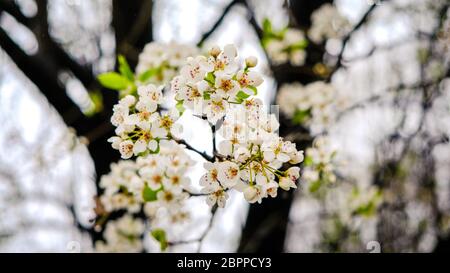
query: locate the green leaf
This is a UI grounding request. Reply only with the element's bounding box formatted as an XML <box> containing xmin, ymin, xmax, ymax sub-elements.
<box><xmin>143</xmin><ymin>185</ymin><xmax>160</xmax><ymax>202</ymax></box>
<box><xmin>235</xmin><ymin>90</ymin><xmax>250</xmax><ymax>103</ymax></box>
<box><xmin>84</xmin><ymin>90</ymin><xmax>104</xmax><ymax>117</ymax></box>
<box><xmin>247</xmin><ymin>85</ymin><xmax>257</xmax><ymax>95</ymax></box>
<box><xmin>303</xmin><ymin>155</ymin><xmax>313</xmax><ymax>167</ymax></box>
<box><xmin>203</xmin><ymin>92</ymin><xmax>211</xmax><ymax>100</ymax></box>
<box><xmin>417</xmin><ymin>48</ymin><xmax>429</xmax><ymax>64</ymax></box>
<box><xmin>309</xmin><ymin>180</ymin><xmax>322</xmax><ymax>193</ymax></box>
<box><xmin>139</xmin><ymin>67</ymin><xmax>160</xmax><ymax>82</ymax></box>
<box><xmin>151</xmin><ymin>229</ymin><xmax>168</xmax><ymax>251</ymax></box>
<box><xmin>118</xmin><ymin>55</ymin><xmax>134</xmax><ymax>81</ymax></box>
<box><xmin>97</xmin><ymin>72</ymin><xmax>129</xmax><ymax>90</ymax></box>
<box><xmin>354</xmin><ymin>201</ymin><xmax>377</xmax><ymax>217</ymax></box>
<box><xmin>289</xmin><ymin>39</ymin><xmax>309</xmax><ymax>51</ymax></box>
<box><xmin>262</xmin><ymin>18</ymin><xmax>272</xmax><ymax>34</ymax></box>
<box><xmin>204</xmin><ymin>72</ymin><xmax>215</xmax><ymax>86</ymax></box>
<box><xmin>176</xmin><ymin>99</ymin><xmax>185</xmax><ymax>114</ymax></box>
<box><xmin>292</xmin><ymin>109</ymin><xmax>311</xmax><ymax>125</ymax></box>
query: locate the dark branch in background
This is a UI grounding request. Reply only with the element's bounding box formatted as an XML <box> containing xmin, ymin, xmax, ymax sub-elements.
<box><xmin>197</xmin><ymin>0</ymin><xmax>242</xmax><ymax>47</ymax></box>
<box><xmin>327</xmin><ymin>1</ymin><xmax>383</xmax><ymax>82</ymax></box>
<box><xmin>0</xmin><ymin>0</ymin><xmax>29</xmax><ymax>25</ymax></box>
<box><xmin>113</xmin><ymin>0</ymin><xmax>153</xmax><ymax>66</ymax></box>
<box><xmin>0</xmin><ymin>26</ymin><xmax>86</xmax><ymax>125</ymax></box>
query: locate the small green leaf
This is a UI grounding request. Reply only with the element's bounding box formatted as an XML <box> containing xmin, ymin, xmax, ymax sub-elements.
<box><xmin>118</xmin><ymin>55</ymin><xmax>134</xmax><ymax>81</ymax></box>
<box><xmin>143</xmin><ymin>184</ymin><xmax>160</xmax><ymax>202</ymax></box>
<box><xmin>139</xmin><ymin>67</ymin><xmax>160</xmax><ymax>82</ymax></box>
<box><xmin>84</xmin><ymin>90</ymin><xmax>104</xmax><ymax>116</ymax></box>
<box><xmin>417</xmin><ymin>48</ymin><xmax>429</xmax><ymax>64</ymax></box>
<box><xmin>235</xmin><ymin>90</ymin><xmax>250</xmax><ymax>103</ymax></box>
<box><xmin>176</xmin><ymin>99</ymin><xmax>185</xmax><ymax>114</ymax></box>
<box><xmin>204</xmin><ymin>72</ymin><xmax>215</xmax><ymax>86</ymax></box>
<box><xmin>97</xmin><ymin>72</ymin><xmax>129</xmax><ymax>90</ymax></box>
<box><xmin>262</xmin><ymin>18</ymin><xmax>272</xmax><ymax>34</ymax></box>
<box><xmin>292</xmin><ymin>109</ymin><xmax>311</xmax><ymax>125</ymax></box>
<box><xmin>203</xmin><ymin>92</ymin><xmax>211</xmax><ymax>100</ymax></box>
<box><xmin>303</xmin><ymin>155</ymin><xmax>313</xmax><ymax>167</ymax></box>
<box><xmin>354</xmin><ymin>201</ymin><xmax>377</xmax><ymax>217</ymax></box>
<box><xmin>289</xmin><ymin>39</ymin><xmax>309</xmax><ymax>51</ymax></box>
<box><xmin>247</xmin><ymin>85</ymin><xmax>257</xmax><ymax>95</ymax></box>
<box><xmin>309</xmin><ymin>180</ymin><xmax>322</xmax><ymax>193</ymax></box>
<box><xmin>151</xmin><ymin>229</ymin><xmax>168</xmax><ymax>251</ymax></box>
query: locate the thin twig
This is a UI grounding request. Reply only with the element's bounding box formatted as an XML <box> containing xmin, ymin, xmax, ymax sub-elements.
<box><xmin>327</xmin><ymin>2</ymin><xmax>383</xmax><ymax>82</ymax></box>
<box><xmin>197</xmin><ymin>0</ymin><xmax>242</xmax><ymax>47</ymax></box>
<box><xmin>177</xmin><ymin>139</ymin><xmax>214</xmax><ymax>162</ymax></box>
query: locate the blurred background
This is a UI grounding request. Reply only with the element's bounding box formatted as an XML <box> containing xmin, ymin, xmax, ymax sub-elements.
<box><xmin>0</xmin><ymin>0</ymin><xmax>450</xmax><ymax>253</ymax></box>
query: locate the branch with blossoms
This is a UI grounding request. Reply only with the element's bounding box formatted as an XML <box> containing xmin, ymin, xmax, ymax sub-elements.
<box><xmin>239</xmin><ymin>1</ymin><xmax>387</xmax><ymax>252</ymax></box>
<box><xmin>93</xmin><ymin>43</ymin><xmax>304</xmax><ymax>252</ymax></box>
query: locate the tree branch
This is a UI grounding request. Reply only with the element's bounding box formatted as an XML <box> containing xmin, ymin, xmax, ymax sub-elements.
<box><xmin>197</xmin><ymin>0</ymin><xmax>242</xmax><ymax>47</ymax></box>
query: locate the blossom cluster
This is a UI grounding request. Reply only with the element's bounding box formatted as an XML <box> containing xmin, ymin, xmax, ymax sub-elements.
<box><xmin>95</xmin><ymin>214</ymin><xmax>145</xmax><ymax>253</ymax></box>
<box><xmin>316</xmin><ymin>182</ymin><xmax>382</xmax><ymax>252</ymax></box>
<box><xmin>96</xmin><ymin>44</ymin><xmax>305</xmax><ymax>252</ymax></box>
<box><xmin>277</xmin><ymin>81</ymin><xmax>338</xmax><ymax>135</ymax></box>
<box><xmin>287</xmin><ymin>135</ymin><xmax>382</xmax><ymax>252</ymax></box>
<box><xmin>136</xmin><ymin>42</ymin><xmax>199</xmax><ymax>85</ymax></box>
<box><xmin>309</xmin><ymin>3</ymin><xmax>350</xmax><ymax>43</ymax></box>
<box><xmin>108</xmin><ymin>84</ymin><xmax>182</xmax><ymax>159</ymax></box>
<box><xmin>261</xmin><ymin>19</ymin><xmax>308</xmax><ymax>66</ymax></box>
<box><xmin>301</xmin><ymin>136</ymin><xmax>338</xmax><ymax>194</ymax></box>
<box><xmin>171</xmin><ymin>44</ymin><xmax>264</xmax><ymax>124</ymax></box>
<box><xmin>199</xmin><ymin>102</ymin><xmax>304</xmax><ymax>207</ymax></box>
<box><xmin>99</xmin><ymin>140</ymin><xmax>194</xmax><ymax>216</ymax></box>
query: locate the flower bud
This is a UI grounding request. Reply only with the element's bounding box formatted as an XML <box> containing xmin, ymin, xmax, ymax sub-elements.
<box><xmin>209</xmin><ymin>45</ymin><xmax>221</xmax><ymax>57</ymax></box>
<box><xmin>243</xmin><ymin>186</ymin><xmax>258</xmax><ymax>203</ymax></box>
<box><xmin>245</xmin><ymin>56</ymin><xmax>258</xmax><ymax>67</ymax></box>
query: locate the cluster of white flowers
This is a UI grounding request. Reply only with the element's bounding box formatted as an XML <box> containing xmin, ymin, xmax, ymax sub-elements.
<box><xmin>198</xmin><ymin>102</ymin><xmax>304</xmax><ymax>207</ymax></box>
<box><xmin>95</xmin><ymin>214</ymin><xmax>145</xmax><ymax>253</ymax></box>
<box><xmin>96</xmin><ymin>44</ymin><xmax>306</xmax><ymax>251</ymax></box>
<box><xmin>171</xmin><ymin>44</ymin><xmax>264</xmax><ymax>124</ymax></box>
<box><xmin>108</xmin><ymin>84</ymin><xmax>182</xmax><ymax>159</ymax></box>
<box><xmin>136</xmin><ymin>42</ymin><xmax>199</xmax><ymax>85</ymax></box>
<box><xmin>309</xmin><ymin>3</ymin><xmax>350</xmax><ymax>44</ymax></box>
<box><xmin>264</xmin><ymin>28</ymin><xmax>308</xmax><ymax>66</ymax></box>
<box><xmin>139</xmin><ymin>140</ymin><xmax>194</xmax><ymax>223</ymax></box>
<box><xmin>317</xmin><ymin>183</ymin><xmax>382</xmax><ymax>251</ymax></box>
<box><xmin>99</xmin><ymin>140</ymin><xmax>194</xmax><ymax>216</ymax></box>
<box><xmin>99</xmin><ymin>160</ymin><xmax>142</xmax><ymax>213</ymax></box>
<box><xmin>277</xmin><ymin>81</ymin><xmax>338</xmax><ymax>135</ymax></box>
<box><xmin>302</xmin><ymin>136</ymin><xmax>338</xmax><ymax>193</ymax></box>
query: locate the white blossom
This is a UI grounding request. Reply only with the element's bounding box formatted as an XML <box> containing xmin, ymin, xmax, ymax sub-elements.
<box><xmin>277</xmin><ymin>81</ymin><xmax>344</xmax><ymax>135</ymax></box>
<box><xmin>264</xmin><ymin>27</ymin><xmax>308</xmax><ymax>66</ymax></box>
<box><xmin>95</xmin><ymin>215</ymin><xmax>144</xmax><ymax>253</ymax></box>
<box><xmin>309</xmin><ymin>3</ymin><xmax>351</xmax><ymax>43</ymax></box>
<box><xmin>108</xmin><ymin>84</ymin><xmax>182</xmax><ymax>158</ymax></box>
<box><xmin>136</xmin><ymin>41</ymin><xmax>199</xmax><ymax>85</ymax></box>
<box><xmin>199</xmin><ymin>103</ymin><xmax>304</xmax><ymax>206</ymax></box>
<box><xmin>98</xmin><ymin>140</ymin><xmax>194</xmax><ymax>219</ymax></box>
<box><xmin>171</xmin><ymin>44</ymin><xmax>264</xmax><ymax>124</ymax></box>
